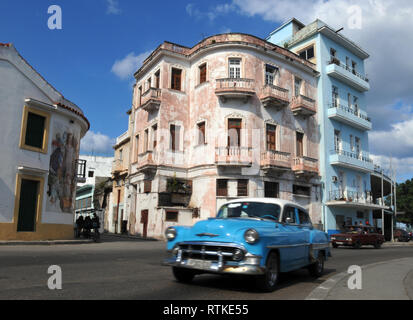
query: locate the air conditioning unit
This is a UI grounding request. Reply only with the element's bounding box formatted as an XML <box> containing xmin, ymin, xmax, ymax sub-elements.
<box><xmin>332</xmin><ymin>176</ymin><xmax>338</xmax><ymax>183</ymax></box>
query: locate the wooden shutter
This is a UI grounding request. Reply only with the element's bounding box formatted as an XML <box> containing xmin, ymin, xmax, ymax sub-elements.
<box><xmin>17</xmin><ymin>179</ymin><xmax>39</xmax><ymax>232</ymax></box>
<box><xmin>144</xmin><ymin>180</ymin><xmax>152</xmax><ymax>193</ymax></box>
<box><xmin>199</xmin><ymin>64</ymin><xmax>207</xmax><ymax>83</ymax></box>
<box><xmin>296</xmin><ymin>132</ymin><xmax>304</xmax><ymax>157</ymax></box>
<box><xmin>228</xmin><ymin>119</ymin><xmax>241</xmax><ymax>147</ymax></box>
<box><xmin>237</xmin><ymin>180</ymin><xmax>248</xmax><ymax>197</ymax></box>
<box><xmin>25</xmin><ymin>112</ymin><xmax>46</xmax><ymax>149</ymax></box>
<box><xmin>266</xmin><ymin>124</ymin><xmax>276</xmax><ymax>151</ymax></box>
<box><xmin>171</xmin><ymin>68</ymin><xmax>182</xmax><ymax>91</ymax></box>
<box><xmin>198</xmin><ymin>122</ymin><xmax>205</xmax><ymax>145</ymax></box>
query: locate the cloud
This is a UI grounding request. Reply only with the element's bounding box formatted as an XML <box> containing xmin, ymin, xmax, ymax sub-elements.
<box><xmin>80</xmin><ymin>131</ymin><xmax>115</xmax><ymax>155</ymax></box>
<box><xmin>186</xmin><ymin>3</ymin><xmax>236</xmax><ymax>21</ymax></box>
<box><xmin>106</xmin><ymin>0</ymin><xmax>121</xmax><ymax>15</ymax></box>
<box><xmin>371</xmin><ymin>154</ymin><xmax>413</xmax><ymax>182</ymax></box>
<box><xmin>369</xmin><ymin>118</ymin><xmax>413</xmax><ymax>159</ymax></box>
<box><xmin>111</xmin><ymin>51</ymin><xmax>151</xmax><ymax>80</ymax></box>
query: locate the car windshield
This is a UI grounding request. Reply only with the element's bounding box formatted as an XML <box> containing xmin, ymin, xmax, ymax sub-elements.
<box><xmin>217</xmin><ymin>202</ymin><xmax>281</xmax><ymax>221</ymax></box>
<box><xmin>344</xmin><ymin>226</ymin><xmax>362</xmax><ymax>233</ymax></box>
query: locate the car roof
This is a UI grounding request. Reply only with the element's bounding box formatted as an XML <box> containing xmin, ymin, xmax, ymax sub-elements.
<box><xmin>222</xmin><ymin>198</ymin><xmax>308</xmax><ymax>212</ymax></box>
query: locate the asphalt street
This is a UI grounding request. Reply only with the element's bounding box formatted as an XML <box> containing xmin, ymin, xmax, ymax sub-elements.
<box><xmin>0</xmin><ymin>234</ymin><xmax>412</xmax><ymax>300</ymax></box>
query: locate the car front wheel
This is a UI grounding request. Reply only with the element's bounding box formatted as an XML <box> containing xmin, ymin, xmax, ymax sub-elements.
<box><xmin>353</xmin><ymin>241</ymin><xmax>361</xmax><ymax>249</ymax></box>
<box><xmin>308</xmin><ymin>251</ymin><xmax>325</xmax><ymax>277</ymax></box>
<box><xmin>172</xmin><ymin>267</ymin><xmax>196</xmax><ymax>283</ymax></box>
<box><xmin>256</xmin><ymin>252</ymin><xmax>279</xmax><ymax>292</ymax></box>
<box><xmin>374</xmin><ymin>241</ymin><xmax>382</xmax><ymax>249</ymax></box>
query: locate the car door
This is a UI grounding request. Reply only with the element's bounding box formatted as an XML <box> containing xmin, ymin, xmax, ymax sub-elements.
<box><xmin>281</xmin><ymin>206</ymin><xmax>308</xmax><ymax>269</ymax></box>
<box><xmin>297</xmin><ymin>208</ymin><xmax>312</xmax><ymax>265</ymax></box>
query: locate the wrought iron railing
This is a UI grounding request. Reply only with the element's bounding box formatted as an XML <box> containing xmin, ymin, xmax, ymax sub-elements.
<box><xmin>328</xmin><ymin>56</ymin><xmax>369</xmax><ymax>82</ymax></box>
<box><xmin>328</xmin><ymin>103</ymin><xmax>371</xmax><ymax>122</ymax></box>
<box><xmin>216</xmin><ymin>78</ymin><xmax>255</xmax><ymax>91</ymax></box>
<box><xmin>331</xmin><ymin>149</ymin><xmax>373</xmax><ymax>164</ymax></box>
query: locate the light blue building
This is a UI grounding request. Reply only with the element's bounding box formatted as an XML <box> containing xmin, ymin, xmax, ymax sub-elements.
<box><xmin>267</xmin><ymin>18</ymin><xmax>391</xmax><ymax>235</ymax></box>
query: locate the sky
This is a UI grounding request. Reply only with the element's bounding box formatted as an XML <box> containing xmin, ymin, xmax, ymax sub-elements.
<box><xmin>1</xmin><ymin>0</ymin><xmax>413</xmax><ymax>182</ymax></box>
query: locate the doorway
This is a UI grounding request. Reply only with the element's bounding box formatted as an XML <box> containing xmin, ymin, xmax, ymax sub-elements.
<box><xmin>141</xmin><ymin>210</ymin><xmax>148</xmax><ymax>238</ymax></box>
<box><xmin>17</xmin><ymin>177</ymin><xmax>41</xmax><ymax>232</ymax></box>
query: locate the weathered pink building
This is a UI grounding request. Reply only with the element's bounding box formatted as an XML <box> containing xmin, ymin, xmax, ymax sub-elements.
<box><xmin>123</xmin><ymin>33</ymin><xmax>321</xmax><ymax>239</ymax></box>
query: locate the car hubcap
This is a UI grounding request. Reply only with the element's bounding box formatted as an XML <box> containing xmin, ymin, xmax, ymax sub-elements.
<box><xmin>317</xmin><ymin>257</ymin><xmax>323</xmax><ymax>273</ymax></box>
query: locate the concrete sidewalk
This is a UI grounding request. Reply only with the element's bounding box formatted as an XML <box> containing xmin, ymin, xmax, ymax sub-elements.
<box><xmin>307</xmin><ymin>257</ymin><xmax>413</xmax><ymax>300</ymax></box>
<box><xmin>0</xmin><ymin>239</ymin><xmax>93</xmax><ymax>246</ymax></box>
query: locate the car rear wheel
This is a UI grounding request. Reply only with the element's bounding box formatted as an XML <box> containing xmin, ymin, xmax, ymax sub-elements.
<box><xmin>172</xmin><ymin>267</ymin><xmax>196</xmax><ymax>283</ymax></box>
<box><xmin>308</xmin><ymin>251</ymin><xmax>325</xmax><ymax>277</ymax></box>
<box><xmin>332</xmin><ymin>243</ymin><xmax>338</xmax><ymax>248</ymax></box>
<box><xmin>353</xmin><ymin>241</ymin><xmax>361</xmax><ymax>249</ymax></box>
<box><xmin>256</xmin><ymin>252</ymin><xmax>279</xmax><ymax>292</ymax></box>
<box><xmin>374</xmin><ymin>241</ymin><xmax>382</xmax><ymax>249</ymax></box>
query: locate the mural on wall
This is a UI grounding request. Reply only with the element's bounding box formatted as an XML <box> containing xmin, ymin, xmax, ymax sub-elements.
<box><xmin>46</xmin><ymin>123</ymin><xmax>79</xmax><ymax>213</ymax></box>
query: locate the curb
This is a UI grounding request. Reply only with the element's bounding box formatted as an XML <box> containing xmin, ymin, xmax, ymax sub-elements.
<box><xmin>0</xmin><ymin>239</ymin><xmax>94</xmax><ymax>246</ymax></box>
<box><xmin>305</xmin><ymin>257</ymin><xmax>413</xmax><ymax>300</ymax></box>
<box><xmin>102</xmin><ymin>233</ymin><xmax>159</xmax><ymax>241</ymax></box>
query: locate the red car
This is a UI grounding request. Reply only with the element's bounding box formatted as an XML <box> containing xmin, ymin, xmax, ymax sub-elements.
<box><xmin>331</xmin><ymin>226</ymin><xmax>385</xmax><ymax>249</ymax></box>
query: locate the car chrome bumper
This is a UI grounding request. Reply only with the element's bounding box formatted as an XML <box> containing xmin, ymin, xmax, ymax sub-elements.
<box><xmin>163</xmin><ymin>258</ymin><xmax>265</xmax><ymax>275</ymax></box>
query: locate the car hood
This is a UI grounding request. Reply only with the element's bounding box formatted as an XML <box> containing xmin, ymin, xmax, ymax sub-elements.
<box><xmin>183</xmin><ymin>217</ymin><xmax>275</xmax><ymax>242</ymax></box>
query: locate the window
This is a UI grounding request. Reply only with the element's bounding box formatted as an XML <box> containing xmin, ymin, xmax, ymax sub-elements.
<box><xmin>332</xmin><ymin>86</ymin><xmax>339</xmax><ymax>107</ymax></box>
<box><xmin>352</xmin><ymin>61</ymin><xmax>357</xmax><ymax>75</ymax></box>
<box><xmin>266</xmin><ymin>124</ymin><xmax>276</xmax><ymax>151</ymax></box>
<box><xmin>144</xmin><ymin>180</ymin><xmax>152</xmax><ymax>193</ymax></box>
<box><xmin>347</xmin><ymin>93</ymin><xmax>352</xmax><ymax>109</ymax></box>
<box><xmin>298</xmin><ymin>46</ymin><xmax>314</xmax><ymax>60</ymax></box>
<box><xmin>350</xmin><ymin>135</ymin><xmax>354</xmax><ymax>152</ymax></box>
<box><xmin>330</xmin><ymin>48</ymin><xmax>337</xmax><ymax>57</ymax></box>
<box><xmin>237</xmin><ymin>180</ymin><xmax>248</xmax><ymax>197</ymax></box>
<box><xmin>293</xmin><ymin>185</ymin><xmax>311</xmax><ymax>196</ymax></box>
<box><xmin>217</xmin><ymin>179</ymin><xmax>228</xmax><ymax>197</ymax></box>
<box><xmin>294</xmin><ymin>77</ymin><xmax>302</xmax><ymax>97</ymax></box>
<box><xmin>146</xmin><ymin>77</ymin><xmax>151</xmax><ymax>91</ymax></box>
<box><xmin>152</xmin><ymin>124</ymin><xmax>158</xmax><ymax>149</ymax></box>
<box><xmin>135</xmin><ymin>135</ymin><xmax>140</xmax><ymax>157</ymax></box>
<box><xmin>20</xmin><ymin>106</ymin><xmax>50</xmax><ymax>153</ymax></box>
<box><xmin>88</xmin><ymin>171</ymin><xmax>94</xmax><ymax>178</ymax></box>
<box><xmin>346</xmin><ymin>57</ymin><xmax>350</xmax><ymax>69</ymax></box>
<box><xmin>16</xmin><ymin>177</ymin><xmax>42</xmax><ymax>232</ymax></box>
<box><xmin>197</xmin><ymin>122</ymin><xmax>206</xmax><ymax>145</ymax></box>
<box><xmin>154</xmin><ymin>70</ymin><xmax>160</xmax><ymax>89</ymax></box>
<box><xmin>138</xmin><ymin>86</ymin><xmax>142</xmax><ymax>105</ymax></box>
<box><xmin>228</xmin><ymin>119</ymin><xmax>241</xmax><ymax>147</ymax></box>
<box><xmin>357</xmin><ymin>211</ymin><xmax>364</xmax><ymax>219</ymax></box>
<box><xmin>353</xmin><ymin>97</ymin><xmax>359</xmax><ymax>114</ymax></box>
<box><xmin>283</xmin><ymin>206</ymin><xmax>296</xmax><ymax>224</ymax></box>
<box><xmin>144</xmin><ymin>129</ymin><xmax>149</xmax><ymax>152</ymax></box>
<box><xmin>334</xmin><ymin>130</ymin><xmax>341</xmax><ymax>151</ymax></box>
<box><xmin>166</xmin><ymin>211</ymin><xmax>178</xmax><ymax>222</ymax></box>
<box><xmin>171</xmin><ymin>68</ymin><xmax>182</xmax><ymax>91</ymax></box>
<box><xmin>264</xmin><ymin>182</ymin><xmax>279</xmax><ymax>198</ymax></box>
<box><xmin>229</xmin><ymin>58</ymin><xmax>241</xmax><ymax>78</ymax></box>
<box><xmin>265</xmin><ymin>65</ymin><xmax>277</xmax><ymax>85</ymax></box>
<box><xmin>170</xmin><ymin>124</ymin><xmax>181</xmax><ymax>151</ymax></box>
<box><xmin>296</xmin><ymin>132</ymin><xmax>304</xmax><ymax>157</ymax></box>
<box><xmin>298</xmin><ymin>209</ymin><xmax>312</xmax><ymax>226</ymax></box>
<box><xmin>355</xmin><ymin>137</ymin><xmax>361</xmax><ymax>157</ymax></box>
<box><xmin>119</xmin><ymin>149</ymin><xmax>123</xmax><ymax>160</ymax></box>
<box><xmin>199</xmin><ymin>63</ymin><xmax>207</xmax><ymax>84</ymax></box>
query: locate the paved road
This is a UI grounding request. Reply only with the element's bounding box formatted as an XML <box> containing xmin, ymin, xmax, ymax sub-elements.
<box><xmin>0</xmin><ymin>235</ymin><xmax>412</xmax><ymax>300</ymax></box>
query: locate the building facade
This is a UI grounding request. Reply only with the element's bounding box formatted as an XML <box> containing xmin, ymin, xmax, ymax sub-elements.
<box><xmin>120</xmin><ymin>34</ymin><xmax>322</xmax><ymax>239</ymax></box>
<box><xmin>107</xmin><ymin>129</ymin><xmax>130</xmax><ymax>233</ymax></box>
<box><xmin>0</xmin><ymin>43</ymin><xmax>89</xmax><ymax>240</ymax></box>
<box><xmin>267</xmin><ymin>19</ymin><xmax>392</xmax><ymax>236</ymax></box>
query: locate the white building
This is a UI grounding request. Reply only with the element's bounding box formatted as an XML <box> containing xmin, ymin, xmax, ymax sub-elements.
<box><xmin>77</xmin><ymin>155</ymin><xmax>113</xmax><ymax>187</ymax></box>
<box><xmin>0</xmin><ymin>43</ymin><xmax>89</xmax><ymax>240</ymax></box>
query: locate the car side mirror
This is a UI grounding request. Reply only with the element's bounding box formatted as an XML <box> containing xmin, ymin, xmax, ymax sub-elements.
<box><xmin>286</xmin><ymin>217</ymin><xmax>293</xmax><ymax>224</ymax></box>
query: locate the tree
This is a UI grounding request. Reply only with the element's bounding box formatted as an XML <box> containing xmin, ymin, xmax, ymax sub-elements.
<box><xmin>395</xmin><ymin>179</ymin><xmax>413</xmax><ymax>225</ymax></box>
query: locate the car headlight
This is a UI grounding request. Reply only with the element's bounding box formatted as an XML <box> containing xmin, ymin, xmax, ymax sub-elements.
<box><xmin>331</xmin><ymin>237</ymin><xmax>336</xmax><ymax>240</ymax></box>
<box><xmin>346</xmin><ymin>238</ymin><xmax>353</xmax><ymax>241</ymax></box>
<box><xmin>165</xmin><ymin>227</ymin><xmax>177</xmax><ymax>241</ymax></box>
<box><xmin>244</xmin><ymin>229</ymin><xmax>259</xmax><ymax>244</ymax></box>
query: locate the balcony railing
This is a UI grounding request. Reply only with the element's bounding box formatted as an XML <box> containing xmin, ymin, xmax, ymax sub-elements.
<box><xmin>330</xmin><ymin>149</ymin><xmax>374</xmax><ymax>173</ymax></box>
<box><xmin>215</xmin><ymin>78</ymin><xmax>255</xmax><ymax>101</ymax></box>
<box><xmin>292</xmin><ymin>156</ymin><xmax>318</xmax><ymax>175</ymax></box>
<box><xmin>328</xmin><ymin>103</ymin><xmax>372</xmax><ymax>131</ymax></box>
<box><xmin>112</xmin><ymin>159</ymin><xmax>125</xmax><ymax>174</ymax></box>
<box><xmin>141</xmin><ymin>88</ymin><xmax>162</xmax><ymax>111</ymax></box>
<box><xmin>328</xmin><ymin>190</ymin><xmax>374</xmax><ymax>204</ymax></box>
<box><xmin>261</xmin><ymin>150</ymin><xmax>291</xmax><ymax>169</ymax></box>
<box><xmin>137</xmin><ymin>150</ymin><xmax>157</xmax><ymax>170</ymax></box>
<box><xmin>328</xmin><ymin>57</ymin><xmax>369</xmax><ymax>82</ymax></box>
<box><xmin>291</xmin><ymin>94</ymin><xmax>316</xmax><ymax>117</ymax></box>
<box><xmin>215</xmin><ymin>146</ymin><xmax>253</xmax><ymax>166</ymax></box>
<box><xmin>259</xmin><ymin>84</ymin><xmax>290</xmax><ymax>109</ymax></box>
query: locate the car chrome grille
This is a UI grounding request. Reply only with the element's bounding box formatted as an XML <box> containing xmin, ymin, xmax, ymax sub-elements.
<box><xmin>178</xmin><ymin>243</ymin><xmax>243</xmax><ymax>262</ymax></box>
<box><xmin>334</xmin><ymin>236</ymin><xmax>347</xmax><ymax>241</ymax></box>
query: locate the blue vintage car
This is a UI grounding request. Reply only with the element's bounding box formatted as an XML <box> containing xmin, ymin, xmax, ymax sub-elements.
<box><xmin>164</xmin><ymin>198</ymin><xmax>331</xmax><ymax>292</ymax></box>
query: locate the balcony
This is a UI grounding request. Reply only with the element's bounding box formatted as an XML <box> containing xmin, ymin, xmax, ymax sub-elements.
<box><xmin>291</xmin><ymin>95</ymin><xmax>316</xmax><ymax>117</ymax></box>
<box><xmin>330</xmin><ymin>149</ymin><xmax>374</xmax><ymax>173</ymax></box>
<box><xmin>261</xmin><ymin>150</ymin><xmax>291</xmax><ymax>171</ymax></box>
<box><xmin>292</xmin><ymin>156</ymin><xmax>318</xmax><ymax>177</ymax></box>
<box><xmin>112</xmin><ymin>159</ymin><xmax>127</xmax><ymax>175</ymax></box>
<box><xmin>137</xmin><ymin>150</ymin><xmax>157</xmax><ymax>172</ymax></box>
<box><xmin>328</xmin><ymin>103</ymin><xmax>372</xmax><ymax>131</ymax></box>
<box><xmin>215</xmin><ymin>78</ymin><xmax>255</xmax><ymax>102</ymax></box>
<box><xmin>215</xmin><ymin>146</ymin><xmax>252</xmax><ymax>167</ymax></box>
<box><xmin>141</xmin><ymin>88</ymin><xmax>162</xmax><ymax>112</ymax></box>
<box><xmin>326</xmin><ymin>58</ymin><xmax>370</xmax><ymax>92</ymax></box>
<box><xmin>259</xmin><ymin>84</ymin><xmax>290</xmax><ymax>109</ymax></box>
<box><xmin>326</xmin><ymin>190</ymin><xmax>388</xmax><ymax>210</ymax></box>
